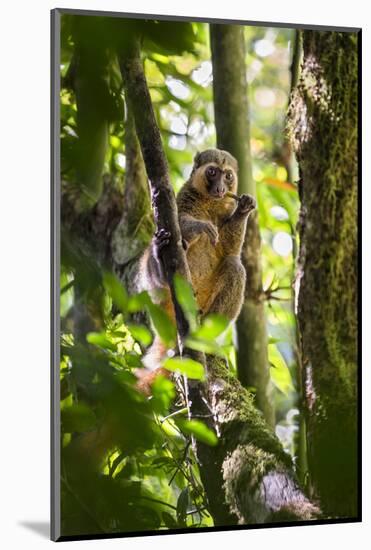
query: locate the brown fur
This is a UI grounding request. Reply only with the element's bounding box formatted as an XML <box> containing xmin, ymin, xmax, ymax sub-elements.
<box><xmin>137</xmin><ymin>149</ymin><xmax>256</xmax><ymax>390</ymax></box>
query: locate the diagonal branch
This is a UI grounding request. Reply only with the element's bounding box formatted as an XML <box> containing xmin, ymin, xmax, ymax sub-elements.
<box><xmin>119</xmin><ymin>37</ymin><xmax>191</xmax><ymax>346</ymax></box>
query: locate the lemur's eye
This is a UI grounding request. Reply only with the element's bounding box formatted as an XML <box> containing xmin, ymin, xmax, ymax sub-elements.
<box><xmin>225</xmin><ymin>171</ymin><xmax>234</xmax><ymax>182</ymax></box>
<box><xmin>206</xmin><ymin>166</ymin><xmax>217</xmax><ymax>178</ymax></box>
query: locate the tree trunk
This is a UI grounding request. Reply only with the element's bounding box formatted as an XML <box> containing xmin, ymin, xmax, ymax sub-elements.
<box><xmin>119</xmin><ymin>32</ymin><xmax>319</xmax><ymax>526</ymax></box>
<box><xmin>210</xmin><ymin>24</ymin><xmax>274</xmax><ymax>427</ymax></box>
<box><xmin>289</xmin><ymin>30</ymin><xmax>359</xmax><ymax>518</ymax></box>
<box><xmin>119</xmin><ymin>37</ymin><xmax>192</xmax><ymax>345</ymax></box>
<box><xmin>197</xmin><ymin>355</ymin><xmax>320</xmax><ymax>525</ymax></box>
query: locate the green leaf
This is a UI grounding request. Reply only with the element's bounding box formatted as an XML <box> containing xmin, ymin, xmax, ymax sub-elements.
<box><xmin>86</xmin><ymin>332</ymin><xmax>117</xmax><ymax>351</ymax></box>
<box><xmin>193</xmin><ymin>313</ymin><xmax>229</xmax><ymax>340</ymax></box>
<box><xmin>151</xmin><ymin>375</ymin><xmax>176</xmax><ymax>412</ymax></box>
<box><xmin>127</xmin><ymin>291</ymin><xmax>150</xmax><ymax>313</ymax></box>
<box><xmin>125</xmin><ymin>351</ymin><xmax>143</xmax><ymax>369</ymax></box>
<box><xmin>269</xmin><ymin>343</ymin><xmax>294</xmax><ymax>396</ymax></box>
<box><xmin>102</xmin><ymin>272</ymin><xmax>128</xmax><ymax>314</ymax></box>
<box><xmin>162</xmin><ymin>511</ymin><xmax>178</xmax><ymax>529</ymax></box>
<box><xmin>173</xmin><ymin>273</ymin><xmax>198</xmax><ymax>329</ymax></box>
<box><xmin>61</xmin><ymin>403</ymin><xmax>96</xmax><ymax>433</ymax></box>
<box><xmin>176</xmin><ymin>487</ymin><xmax>189</xmax><ymax>526</ymax></box>
<box><xmin>145</xmin><ymin>21</ymin><xmax>197</xmax><ymax>55</ymax></box>
<box><xmin>268</xmin><ymin>336</ymin><xmax>282</xmax><ymax>345</ymax></box>
<box><xmin>163</xmin><ymin>357</ymin><xmax>205</xmax><ymax>380</ymax></box>
<box><xmin>176</xmin><ymin>419</ymin><xmax>218</xmax><ymax>446</ymax></box>
<box><xmin>127</xmin><ymin>324</ymin><xmax>153</xmax><ymax>346</ymax></box>
<box><xmin>147</xmin><ymin>302</ymin><xmax>176</xmax><ymax>347</ymax></box>
<box><xmin>151</xmin><ymin>456</ymin><xmax>176</xmax><ymax>470</ymax></box>
<box><xmin>185</xmin><ymin>336</ymin><xmax>226</xmax><ymax>356</ymax></box>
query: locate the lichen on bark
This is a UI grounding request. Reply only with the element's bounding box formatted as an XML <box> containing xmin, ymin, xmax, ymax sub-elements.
<box><xmin>288</xmin><ymin>30</ymin><xmax>359</xmax><ymax>517</ymax></box>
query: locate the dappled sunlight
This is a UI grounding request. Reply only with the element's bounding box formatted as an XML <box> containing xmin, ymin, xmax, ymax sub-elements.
<box><xmin>272</xmin><ymin>231</ymin><xmax>293</xmax><ymax>257</ymax></box>
<box><xmin>191</xmin><ymin>60</ymin><xmax>212</xmax><ymax>86</ymax></box>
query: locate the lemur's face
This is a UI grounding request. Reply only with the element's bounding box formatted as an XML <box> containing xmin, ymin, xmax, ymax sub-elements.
<box><xmin>202</xmin><ymin>163</ymin><xmax>237</xmax><ymax>198</ymax></box>
<box><xmin>190</xmin><ymin>149</ymin><xmax>238</xmax><ymax>199</ymax></box>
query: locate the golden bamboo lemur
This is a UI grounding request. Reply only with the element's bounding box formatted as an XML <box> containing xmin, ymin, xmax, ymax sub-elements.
<box><xmin>137</xmin><ymin>148</ymin><xmax>256</xmax><ymax>391</ymax></box>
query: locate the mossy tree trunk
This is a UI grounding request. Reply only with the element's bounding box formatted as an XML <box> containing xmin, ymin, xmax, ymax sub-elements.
<box><xmin>289</xmin><ymin>30</ymin><xmax>359</xmax><ymax>517</ymax></box>
<box><xmin>210</xmin><ymin>25</ymin><xmax>274</xmax><ymax>427</ymax></box>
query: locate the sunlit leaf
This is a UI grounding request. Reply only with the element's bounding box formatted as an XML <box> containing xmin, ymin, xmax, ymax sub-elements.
<box><xmin>87</xmin><ymin>331</ymin><xmax>117</xmax><ymax>351</ymax></box>
<box><xmin>127</xmin><ymin>291</ymin><xmax>150</xmax><ymax>312</ymax></box>
<box><xmin>176</xmin><ymin>419</ymin><xmax>218</xmax><ymax>446</ymax></box>
<box><xmin>185</xmin><ymin>336</ymin><xmax>226</xmax><ymax>356</ymax></box>
<box><xmin>127</xmin><ymin>324</ymin><xmax>153</xmax><ymax>346</ymax></box>
<box><xmin>102</xmin><ymin>271</ymin><xmax>128</xmax><ymax>314</ymax></box>
<box><xmin>193</xmin><ymin>313</ymin><xmax>229</xmax><ymax>340</ymax></box>
<box><xmin>163</xmin><ymin>357</ymin><xmax>205</xmax><ymax>380</ymax></box>
<box><xmin>147</xmin><ymin>302</ymin><xmax>176</xmax><ymax>347</ymax></box>
<box><xmin>173</xmin><ymin>273</ymin><xmax>198</xmax><ymax>329</ymax></box>
<box><xmin>269</xmin><ymin>343</ymin><xmax>294</xmax><ymax>395</ymax></box>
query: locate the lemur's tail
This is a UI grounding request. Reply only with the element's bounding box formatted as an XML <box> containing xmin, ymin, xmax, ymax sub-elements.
<box><xmin>135</xmin><ymin>336</ymin><xmax>170</xmax><ymax>395</ymax></box>
<box><xmin>142</xmin><ymin>336</ymin><xmax>168</xmax><ymax>370</ymax></box>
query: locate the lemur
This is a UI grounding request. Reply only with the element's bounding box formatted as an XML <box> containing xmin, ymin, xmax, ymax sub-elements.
<box><xmin>137</xmin><ymin>148</ymin><xmax>256</xmax><ymax>389</ymax></box>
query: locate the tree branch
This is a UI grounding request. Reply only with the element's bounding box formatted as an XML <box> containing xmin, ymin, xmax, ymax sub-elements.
<box><xmin>119</xmin><ymin>37</ymin><xmax>191</xmax><ymax>345</ymax></box>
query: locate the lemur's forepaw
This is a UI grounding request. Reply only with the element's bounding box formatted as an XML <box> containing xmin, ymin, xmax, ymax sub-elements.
<box><xmin>154</xmin><ymin>228</ymin><xmax>171</xmax><ymax>248</ymax></box>
<box><xmin>237</xmin><ymin>194</ymin><xmax>256</xmax><ymax>215</ymax></box>
<box><xmin>153</xmin><ymin>228</ymin><xmax>171</xmax><ymax>261</ymax></box>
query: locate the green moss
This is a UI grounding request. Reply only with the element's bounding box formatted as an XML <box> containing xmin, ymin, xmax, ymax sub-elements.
<box><xmin>288</xmin><ymin>30</ymin><xmax>358</xmax><ymax>517</ymax></box>
<box><xmin>206</xmin><ymin>356</ymin><xmax>291</xmax><ymax>467</ymax></box>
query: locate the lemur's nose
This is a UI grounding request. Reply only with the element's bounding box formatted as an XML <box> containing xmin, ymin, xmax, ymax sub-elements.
<box><xmin>216</xmin><ymin>185</ymin><xmax>225</xmax><ymax>196</ymax></box>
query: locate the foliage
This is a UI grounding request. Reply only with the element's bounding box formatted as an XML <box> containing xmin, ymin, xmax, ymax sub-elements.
<box><xmin>60</xmin><ymin>13</ymin><xmax>302</xmax><ymax>535</ymax></box>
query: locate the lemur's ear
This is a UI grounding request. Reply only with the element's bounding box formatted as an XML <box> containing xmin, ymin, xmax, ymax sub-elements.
<box><xmin>193</xmin><ymin>151</ymin><xmax>201</xmax><ymax>167</ymax></box>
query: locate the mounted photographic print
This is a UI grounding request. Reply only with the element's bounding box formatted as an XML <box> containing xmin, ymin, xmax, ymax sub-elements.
<box><xmin>51</xmin><ymin>8</ymin><xmax>361</xmax><ymax>541</ymax></box>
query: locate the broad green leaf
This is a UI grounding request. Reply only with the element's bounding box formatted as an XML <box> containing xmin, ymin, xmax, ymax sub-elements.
<box><xmin>161</xmin><ymin>417</ymin><xmax>182</xmax><ymax>439</ymax></box>
<box><xmin>269</xmin><ymin>343</ymin><xmax>294</xmax><ymax>396</ymax></box>
<box><xmin>125</xmin><ymin>351</ymin><xmax>143</xmax><ymax>369</ymax></box>
<box><xmin>176</xmin><ymin>419</ymin><xmax>218</xmax><ymax>446</ymax></box>
<box><xmin>147</xmin><ymin>302</ymin><xmax>176</xmax><ymax>347</ymax></box>
<box><xmin>176</xmin><ymin>487</ymin><xmax>189</xmax><ymax>526</ymax></box>
<box><xmin>173</xmin><ymin>273</ymin><xmax>198</xmax><ymax>329</ymax></box>
<box><xmin>193</xmin><ymin>313</ymin><xmax>229</xmax><ymax>340</ymax></box>
<box><xmin>151</xmin><ymin>375</ymin><xmax>176</xmax><ymax>412</ymax></box>
<box><xmin>61</xmin><ymin>403</ymin><xmax>96</xmax><ymax>433</ymax></box>
<box><xmin>127</xmin><ymin>291</ymin><xmax>150</xmax><ymax>313</ymax></box>
<box><xmin>102</xmin><ymin>272</ymin><xmax>128</xmax><ymax>314</ymax></box>
<box><xmin>185</xmin><ymin>336</ymin><xmax>226</xmax><ymax>356</ymax></box>
<box><xmin>163</xmin><ymin>357</ymin><xmax>205</xmax><ymax>380</ymax></box>
<box><xmin>127</xmin><ymin>324</ymin><xmax>153</xmax><ymax>346</ymax></box>
<box><xmin>87</xmin><ymin>332</ymin><xmax>116</xmax><ymax>351</ymax></box>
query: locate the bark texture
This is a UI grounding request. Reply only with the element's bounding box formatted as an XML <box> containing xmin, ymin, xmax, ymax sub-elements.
<box><xmin>289</xmin><ymin>30</ymin><xmax>359</xmax><ymax>517</ymax></box>
<box><xmin>199</xmin><ymin>356</ymin><xmax>319</xmax><ymax>525</ymax></box>
<box><xmin>210</xmin><ymin>25</ymin><xmax>274</xmax><ymax>426</ymax></box>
